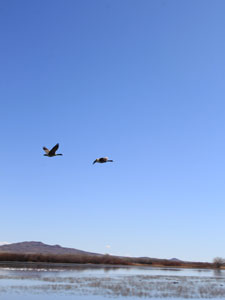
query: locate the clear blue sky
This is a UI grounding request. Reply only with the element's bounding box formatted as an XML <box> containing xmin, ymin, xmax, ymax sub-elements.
<box><xmin>0</xmin><ymin>0</ymin><xmax>224</xmax><ymax>262</ymax></box>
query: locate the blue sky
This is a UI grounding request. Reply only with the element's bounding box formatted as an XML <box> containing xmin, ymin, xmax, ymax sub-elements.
<box><xmin>0</xmin><ymin>0</ymin><xmax>225</xmax><ymax>261</ymax></box>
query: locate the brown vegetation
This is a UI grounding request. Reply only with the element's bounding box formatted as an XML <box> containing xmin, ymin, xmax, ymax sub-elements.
<box><xmin>213</xmin><ymin>257</ymin><xmax>225</xmax><ymax>268</ymax></box>
<box><xmin>0</xmin><ymin>252</ymin><xmax>214</xmax><ymax>269</ymax></box>
<box><xmin>0</xmin><ymin>253</ymin><xmax>129</xmax><ymax>265</ymax></box>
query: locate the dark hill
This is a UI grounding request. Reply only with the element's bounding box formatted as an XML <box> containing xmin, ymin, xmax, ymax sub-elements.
<box><xmin>0</xmin><ymin>241</ymin><xmax>100</xmax><ymax>256</ymax></box>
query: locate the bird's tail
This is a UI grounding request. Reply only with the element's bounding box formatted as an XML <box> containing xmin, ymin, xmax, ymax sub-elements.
<box><xmin>108</xmin><ymin>160</ymin><xmax>113</xmax><ymax>162</ymax></box>
<box><xmin>56</xmin><ymin>154</ymin><xmax>63</xmax><ymax>156</ymax></box>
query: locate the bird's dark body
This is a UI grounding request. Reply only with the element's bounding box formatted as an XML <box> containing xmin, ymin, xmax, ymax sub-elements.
<box><xmin>99</xmin><ymin>157</ymin><xmax>107</xmax><ymax>163</ymax></box>
<box><xmin>43</xmin><ymin>143</ymin><xmax>63</xmax><ymax>157</ymax></box>
<box><xmin>92</xmin><ymin>157</ymin><xmax>113</xmax><ymax>164</ymax></box>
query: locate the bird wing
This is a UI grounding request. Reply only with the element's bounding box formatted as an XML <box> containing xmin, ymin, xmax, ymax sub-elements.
<box><xmin>49</xmin><ymin>143</ymin><xmax>59</xmax><ymax>155</ymax></box>
<box><xmin>43</xmin><ymin>147</ymin><xmax>49</xmax><ymax>154</ymax></box>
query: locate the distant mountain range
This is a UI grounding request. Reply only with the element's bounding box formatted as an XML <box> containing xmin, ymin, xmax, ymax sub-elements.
<box><xmin>0</xmin><ymin>242</ymin><xmax>214</xmax><ymax>270</ymax></box>
<box><xmin>0</xmin><ymin>241</ymin><xmax>100</xmax><ymax>256</ymax></box>
<box><xmin>0</xmin><ymin>242</ymin><xmax>183</xmax><ymax>263</ymax></box>
<box><xmin>170</xmin><ymin>258</ymin><xmax>182</xmax><ymax>262</ymax></box>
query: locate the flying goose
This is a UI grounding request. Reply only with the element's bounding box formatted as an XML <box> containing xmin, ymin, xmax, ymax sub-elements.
<box><xmin>43</xmin><ymin>143</ymin><xmax>63</xmax><ymax>157</ymax></box>
<box><xmin>93</xmin><ymin>157</ymin><xmax>113</xmax><ymax>164</ymax></box>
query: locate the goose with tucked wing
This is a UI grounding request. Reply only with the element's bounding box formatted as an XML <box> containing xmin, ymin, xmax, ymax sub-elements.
<box><xmin>93</xmin><ymin>157</ymin><xmax>113</xmax><ymax>164</ymax></box>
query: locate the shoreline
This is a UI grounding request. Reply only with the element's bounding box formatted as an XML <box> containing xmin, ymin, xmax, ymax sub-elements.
<box><xmin>0</xmin><ymin>261</ymin><xmax>223</xmax><ymax>270</ymax></box>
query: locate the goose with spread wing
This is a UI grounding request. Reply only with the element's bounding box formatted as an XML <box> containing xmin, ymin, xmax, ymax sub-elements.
<box><xmin>43</xmin><ymin>143</ymin><xmax>63</xmax><ymax>157</ymax></box>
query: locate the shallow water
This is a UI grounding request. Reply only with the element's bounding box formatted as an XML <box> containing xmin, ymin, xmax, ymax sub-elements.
<box><xmin>0</xmin><ymin>264</ymin><xmax>224</xmax><ymax>277</ymax></box>
<box><xmin>0</xmin><ymin>265</ymin><xmax>225</xmax><ymax>299</ymax></box>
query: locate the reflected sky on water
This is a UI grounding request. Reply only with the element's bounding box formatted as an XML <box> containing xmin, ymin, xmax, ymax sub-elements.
<box><xmin>0</xmin><ymin>264</ymin><xmax>224</xmax><ymax>278</ymax></box>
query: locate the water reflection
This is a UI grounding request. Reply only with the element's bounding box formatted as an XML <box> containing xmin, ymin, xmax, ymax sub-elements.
<box><xmin>1</xmin><ymin>264</ymin><xmax>225</xmax><ymax>277</ymax></box>
<box><xmin>214</xmin><ymin>268</ymin><xmax>223</xmax><ymax>277</ymax></box>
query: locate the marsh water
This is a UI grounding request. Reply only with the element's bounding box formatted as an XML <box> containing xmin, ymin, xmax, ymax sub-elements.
<box><xmin>0</xmin><ymin>264</ymin><xmax>225</xmax><ymax>299</ymax></box>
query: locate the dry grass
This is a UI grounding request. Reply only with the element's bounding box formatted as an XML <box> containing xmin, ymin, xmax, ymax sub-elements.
<box><xmin>0</xmin><ymin>253</ymin><xmax>129</xmax><ymax>265</ymax></box>
<box><xmin>0</xmin><ymin>252</ymin><xmax>214</xmax><ymax>269</ymax></box>
<box><xmin>1</xmin><ymin>274</ymin><xmax>225</xmax><ymax>298</ymax></box>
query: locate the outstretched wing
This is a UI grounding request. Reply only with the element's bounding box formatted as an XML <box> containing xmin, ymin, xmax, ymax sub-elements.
<box><xmin>49</xmin><ymin>143</ymin><xmax>59</xmax><ymax>156</ymax></box>
<box><xmin>43</xmin><ymin>147</ymin><xmax>49</xmax><ymax>154</ymax></box>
